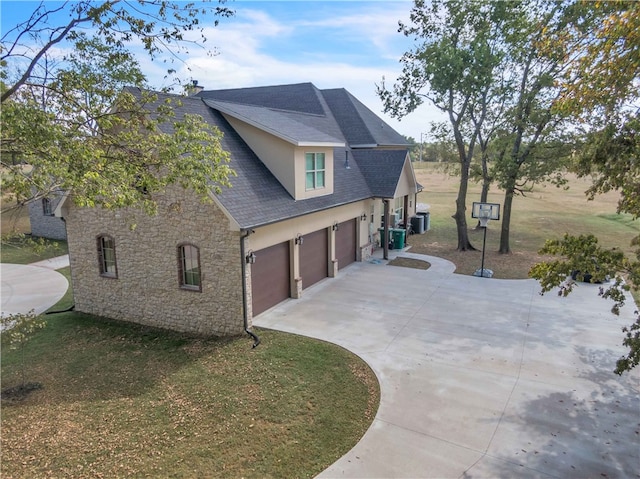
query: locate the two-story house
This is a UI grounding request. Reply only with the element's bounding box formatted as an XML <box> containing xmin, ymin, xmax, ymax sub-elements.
<box><xmin>60</xmin><ymin>82</ymin><xmax>421</xmax><ymax>337</ymax></box>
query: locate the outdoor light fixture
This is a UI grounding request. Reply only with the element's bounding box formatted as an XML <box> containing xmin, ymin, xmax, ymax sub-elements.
<box><xmin>295</xmin><ymin>234</ymin><xmax>304</xmax><ymax>245</ymax></box>
<box><xmin>245</xmin><ymin>251</ymin><xmax>256</xmax><ymax>264</ymax></box>
<box><xmin>360</xmin><ymin>213</ymin><xmax>367</xmax><ymax>221</ymax></box>
<box><xmin>332</xmin><ymin>221</ymin><xmax>339</xmax><ymax>231</ymax></box>
<box><xmin>471</xmin><ymin>202</ymin><xmax>501</xmax><ymax>278</ymax></box>
<box><xmin>344</xmin><ymin>150</ymin><xmax>351</xmax><ymax>169</ymax></box>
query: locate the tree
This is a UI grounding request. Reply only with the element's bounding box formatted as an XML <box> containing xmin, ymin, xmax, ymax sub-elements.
<box><xmin>378</xmin><ymin>0</ymin><xmax>514</xmax><ymax>251</ymax></box>
<box><xmin>402</xmin><ymin>135</ymin><xmax>420</xmax><ymax>160</ymax></box>
<box><xmin>1</xmin><ymin>1</ymin><xmax>233</xmax><ymax>101</ymax></box>
<box><xmin>1</xmin><ymin>1</ymin><xmax>234</xmax><ymax>215</ymax></box>
<box><xmin>530</xmin><ymin>1</ymin><xmax>640</xmax><ymax>374</ymax></box>
<box><xmin>482</xmin><ymin>0</ymin><xmax>598</xmax><ymax>254</ymax></box>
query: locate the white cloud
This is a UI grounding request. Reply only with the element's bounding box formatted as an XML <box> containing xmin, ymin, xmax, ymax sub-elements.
<box><xmin>144</xmin><ymin>3</ymin><xmax>444</xmax><ymax>140</ymax></box>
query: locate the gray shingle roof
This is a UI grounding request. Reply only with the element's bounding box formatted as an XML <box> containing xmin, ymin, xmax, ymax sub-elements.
<box><xmin>321</xmin><ymin>88</ymin><xmax>408</xmax><ymax>147</ymax></box>
<box><xmin>351</xmin><ymin>149</ymin><xmax>409</xmax><ymax>198</ymax></box>
<box><xmin>130</xmin><ymin>84</ymin><xmax>412</xmax><ymax>229</ymax></box>
<box><xmin>197</xmin><ymin>82</ymin><xmax>326</xmax><ymax>115</ymax></box>
<box><xmin>202</xmin><ymin>99</ymin><xmax>344</xmax><ymax>146</ymax></box>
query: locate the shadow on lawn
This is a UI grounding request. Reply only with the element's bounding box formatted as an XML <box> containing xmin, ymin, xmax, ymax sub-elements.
<box><xmin>0</xmin><ymin>311</ymin><xmax>235</xmax><ymax>405</ymax></box>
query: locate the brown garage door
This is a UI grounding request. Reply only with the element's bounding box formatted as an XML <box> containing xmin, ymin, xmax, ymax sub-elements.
<box><xmin>251</xmin><ymin>241</ymin><xmax>290</xmax><ymax>316</ymax></box>
<box><xmin>300</xmin><ymin>228</ymin><xmax>328</xmax><ymax>289</ymax></box>
<box><xmin>336</xmin><ymin>219</ymin><xmax>357</xmax><ymax>270</ymax></box>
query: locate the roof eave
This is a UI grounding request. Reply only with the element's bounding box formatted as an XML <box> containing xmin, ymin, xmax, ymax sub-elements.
<box><xmin>297</xmin><ymin>141</ymin><xmax>345</xmax><ymax>147</ymax></box>
<box><xmin>350</xmin><ymin>143</ymin><xmax>378</xmax><ymax>148</ymax></box>
<box><xmin>206</xmin><ymin>99</ymin><xmax>345</xmax><ymax>148</ymax></box>
<box><xmin>237</xmin><ymin>196</ymin><xmax>372</xmax><ymax>230</ymax></box>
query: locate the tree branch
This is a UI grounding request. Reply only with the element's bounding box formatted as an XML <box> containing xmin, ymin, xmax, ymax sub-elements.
<box><xmin>1</xmin><ymin>8</ymin><xmax>97</xmax><ymax>102</ymax></box>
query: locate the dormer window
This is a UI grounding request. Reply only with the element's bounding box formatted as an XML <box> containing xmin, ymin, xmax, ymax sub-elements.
<box><xmin>305</xmin><ymin>153</ymin><xmax>325</xmax><ymax>190</ymax></box>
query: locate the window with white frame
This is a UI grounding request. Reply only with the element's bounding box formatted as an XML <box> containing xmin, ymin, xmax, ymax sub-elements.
<box><xmin>305</xmin><ymin>153</ymin><xmax>325</xmax><ymax>190</ymax></box>
<box><xmin>178</xmin><ymin>243</ymin><xmax>201</xmax><ymax>291</ymax></box>
<box><xmin>97</xmin><ymin>235</ymin><xmax>117</xmax><ymax>278</ymax></box>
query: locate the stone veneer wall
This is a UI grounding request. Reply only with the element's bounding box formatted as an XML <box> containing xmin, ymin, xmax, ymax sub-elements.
<box><xmin>28</xmin><ymin>194</ymin><xmax>68</xmax><ymax>240</ymax></box>
<box><xmin>65</xmin><ymin>187</ymin><xmax>246</xmax><ymax>336</ymax></box>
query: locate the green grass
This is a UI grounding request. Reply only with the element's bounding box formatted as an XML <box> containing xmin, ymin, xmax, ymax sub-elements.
<box><xmin>409</xmin><ymin>164</ymin><xmax>640</xmax><ymax>278</ymax></box>
<box><xmin>1</xmin><ymin>236</ymin><xmax>68</xmax><ymax>264</ymax></box>
<box><xmin>46</xmin><ymin>267</ymin><xmax>74</xmax><ymax>312</ymax></box>
<box><xmin>1</xmin><ymin>314</ymin><xmax>379</xmax><ymax>478</ymax></box>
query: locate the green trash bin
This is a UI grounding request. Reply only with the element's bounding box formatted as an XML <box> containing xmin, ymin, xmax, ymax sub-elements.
<box><xmin>391</xmin><ymin>228</ymin><xmax>405</xmax><ymax>249</ymax></box>
<box><xmin>379</xmin><ymin>228</ymin><xmax>393</xmax><ymax>248</ymax></box>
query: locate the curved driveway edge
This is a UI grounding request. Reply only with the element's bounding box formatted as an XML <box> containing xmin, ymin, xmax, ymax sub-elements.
<box><xmin>254</xmin><ymin>254</ymin><xmax>640</xmax><ymax>479</ymax></box>
<box><xmin>1</xmin><ymin>263</ymin><xmax>69</xmax><ymax>317</ymax></box>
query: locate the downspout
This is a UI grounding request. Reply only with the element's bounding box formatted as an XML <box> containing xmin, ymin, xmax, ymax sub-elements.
<box><xmin>240</xmin><ymin>229</ymin><xmax>261</xmax><ymax>348</ymax></box>
<box><xmin>383</xmin><ymin>199</ymin><xmax>390</xmax><ymax>260</ymax></box>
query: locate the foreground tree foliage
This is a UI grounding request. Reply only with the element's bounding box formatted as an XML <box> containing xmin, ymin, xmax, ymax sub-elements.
<box><xmin>1</xmin><ymin>1</ymin><xmax>234</xmax><ymax>215</ymax></box>
<box><xmin>530</xmin><ymin>1</ymin><xmax>640</xmax><ymax>374</ymax></box>
<box><xmin>531</xmin><ymin>114</ymin><xmax>640</xmax><ymax>375</ymax></box>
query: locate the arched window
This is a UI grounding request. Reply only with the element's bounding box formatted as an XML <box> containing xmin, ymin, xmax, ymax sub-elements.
<box><xmin>178</xmin><ymin>243</ymin><xmax>201</xmax><ymax>291</ymax></box>
<box><xmin>97</xmin><ymin>235</ymin><xmax>117</xmax><ymax>278</ymax></box>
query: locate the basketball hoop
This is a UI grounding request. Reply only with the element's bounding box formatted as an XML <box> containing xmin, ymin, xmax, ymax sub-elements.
<box><xmin>471</xmin><ymin>202</ymin><xmax>501</xmax><ymax>278</ymax></box>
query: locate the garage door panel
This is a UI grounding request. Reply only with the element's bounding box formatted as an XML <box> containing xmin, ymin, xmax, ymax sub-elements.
<box><xmin>300</xmin><ymin>229</ymin><xmax>328</xmax><ymax>289</ymax></box>
<box><xmin>336</xmin><ymin>219</ymin><xmax>357</xmax><ymax>270</ymax></box>
<box><xmin>251</xmin><ymin>241</ymin><xmax>290</xmax><ymax>316</ymax></box>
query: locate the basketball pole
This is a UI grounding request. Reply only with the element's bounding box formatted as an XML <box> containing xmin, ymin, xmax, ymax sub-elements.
<box><xmin>480</xmin><ymin>224</ymin><xmax>487</xmax><ymax>278</ymax></box>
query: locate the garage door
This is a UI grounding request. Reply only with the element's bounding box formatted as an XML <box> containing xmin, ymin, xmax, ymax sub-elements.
<box><xmin>251</xmin><ymin>241</ymin><xmax>290</xmax><ymax>316</ymax></box>
<box><xmin>300</xmin><ymin>229</ymin><xmax>328</xmax><ymax>289</ymax></box>
<box><xmin>335</xmin><ymin>219</ymin><xmax>357</xmax><ymax>270</ymax></box>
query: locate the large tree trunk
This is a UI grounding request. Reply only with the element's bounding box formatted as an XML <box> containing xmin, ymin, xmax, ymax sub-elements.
<box><xmin>453</xmin><ymin>159</ymin><xmax>476</xmax><ymax>251</ymax></box>
<box><xmin>480</xmin><ymin>154</ymin><xmax>490</xmax><ymax>203</ymax></box>
<box><xmin>499</xmin><ymin>179</ymin><xmax>516</xmax><ymax>254</ymax></box>
<box><xmin>475</xmin><ymin>157</ymin><xmax>491</xmax><ymax>229</ymax></box>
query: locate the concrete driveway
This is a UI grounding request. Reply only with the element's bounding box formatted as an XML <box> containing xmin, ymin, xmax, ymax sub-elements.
<box><xmin>254</xmin><ymin>252</ymin><xmax>640</xmax><ymax>479</ymax></box>
<box><xmin>1</xmin><ymin>256</ymin><xmax>69</xmax><ymax>317</ymax></box>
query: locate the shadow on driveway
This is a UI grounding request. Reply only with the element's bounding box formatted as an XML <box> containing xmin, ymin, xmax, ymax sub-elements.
<box><xmin>255</xmin><ymin>253</ymin><xmax>640</xmax><ymax>479</ymax></box>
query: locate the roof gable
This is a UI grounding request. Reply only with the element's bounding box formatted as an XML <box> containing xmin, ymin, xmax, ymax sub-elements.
<box><xmin>351</xmin><ymin>149</ymin><xmax>409</xmax><ymax>198</ymax></box>
<box><xmin>321</xmin><ymin>88</ymin><xmax>408</xmax><ymax>148</ymax></box>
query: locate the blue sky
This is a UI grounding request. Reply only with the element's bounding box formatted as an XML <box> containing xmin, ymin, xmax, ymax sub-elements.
<box><xmin>1</xmin><ymin>1</ymin><xmax>444</xmax><ymax>140</ymax></box>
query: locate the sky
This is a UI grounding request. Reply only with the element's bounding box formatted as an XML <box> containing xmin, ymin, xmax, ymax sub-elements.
<box><xmin>1</xmin><ymin>0</ymin><xmax>445</xmax><ymax>141</ymax></box>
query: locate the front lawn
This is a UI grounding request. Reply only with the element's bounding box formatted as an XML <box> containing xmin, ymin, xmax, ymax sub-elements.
<box><xmin>1</xmin><ymin>314</ymin><xmax>379</xmax><ymax>478</ymax></box>
<box><xmin>1</xmin><ymin>235</ymin><xmax>68</xmax><ymax>264</ymax></box>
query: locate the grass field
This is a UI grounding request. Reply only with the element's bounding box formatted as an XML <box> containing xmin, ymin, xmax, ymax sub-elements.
<box><xmin>1</xmin><ymin>314</ymin><xmax>379</xmax><ymax>479</ymax></box>
<box><xmin>407</xmin><ymin>163</ymin><xmax>639</xmax><ymax>279</ymax></box>
<box><xmin>0</xmin><ymin>203</ymin><xmax>30</xmax><ymax>237</ymax></box>
<box><xmin>0</xmin><ymin>236</ymin><xmax>68</xmax><ymax>264</ymax></box>
<box><xmin>0</xmin><ymin>199</ymin><xmax>69</xmax><ymax>264</ymax></box>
